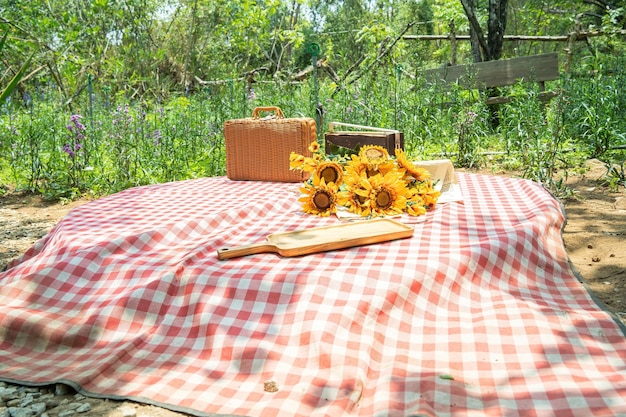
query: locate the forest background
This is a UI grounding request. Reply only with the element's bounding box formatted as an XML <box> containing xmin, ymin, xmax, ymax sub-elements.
<box><xmin>1</xmin><ymin>0</ymin><xmax>625</xmax><ymax>200</ymax></box>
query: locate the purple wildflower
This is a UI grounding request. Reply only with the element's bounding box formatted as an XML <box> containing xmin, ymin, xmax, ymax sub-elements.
<box><xmin>68</xmin><ymin>114</ymin><xmax>86</xmax><ymax>132</ymax></box>
<box><xmin>153</xmin><ymin>129</ymin><xmax>162</xmax><ymax>146</ymax></box>
<box><xmin>62</xmin><ymin>143</ymin><xmax>75</xmax><ymax>158</ymax></box>
<box><xmin>69</xmin><ymin>114</ymin><xmax>86</xmax><ymax>131</ymax></box>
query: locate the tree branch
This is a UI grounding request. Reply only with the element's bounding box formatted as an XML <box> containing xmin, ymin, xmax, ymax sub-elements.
<box><xmin>459</xmin><ymin>0</ymin><xmax>490</xmax><ymax>61</ymax></box>
<box><xmin>338</xmin><ymin>21</ymin><xmax>416</xmax><ymax>91</ymax></box>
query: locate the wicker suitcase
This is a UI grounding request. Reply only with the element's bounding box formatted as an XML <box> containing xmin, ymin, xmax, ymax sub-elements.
<box><xmin>325</xmin><ymin>122</ymin><xmax>404</xmax><ymax>155</ymax></box>
<box><xmin>224</xmin><ymin>107</ymin><xmax>316</xmax><ymax>182</ymax></box>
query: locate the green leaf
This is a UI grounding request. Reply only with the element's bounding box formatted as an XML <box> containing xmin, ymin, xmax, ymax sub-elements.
<box><xmin>0</xmin><ymin>52</ymin><xmax>33</xmax><ymax>104</ymax></box>
<box><xmin>0</xmin><ymin>32</ymin><xmax>8</xmax><ymax>53</ymax></box>
<box><xmin>326</xmin><ymin>142</ymin><xmax>361</xmax><ymax>158</ymax></box>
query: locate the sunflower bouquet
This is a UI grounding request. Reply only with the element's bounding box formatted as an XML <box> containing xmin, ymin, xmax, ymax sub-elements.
<box><xmin>289</xmin><ymin>142</ymin><xmax>441</xmax><ymax>218</ymax></box>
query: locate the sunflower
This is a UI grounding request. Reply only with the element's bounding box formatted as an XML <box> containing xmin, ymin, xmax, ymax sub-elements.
<box><xmin>406</xmin><ymin>187</ymin><xmax>441</xmax><ymax>216</ymax></box>
<box><xmin>422</xmin><ymin>189</ymin><xmax>441</xmax><ymax>211</ymax></box>
<box><xmin>291</xmin><ymin>139</ymin><xmax>440</xmax><ymax>218</ymax></box>
<box><xmin>289</xmin><ymin>152</ymin><xmax>306</xmax><ymax>170</ymax></box>
<box><xmin>316</xmin><ymin>161</ymin><xmax>343</xmax><ymax>184</ymax></box>
<box><xmin>375</xmin><ymin>159</ymin><xmax>396</xmax><ymax>176</ymax></box>
<box><xmin>337</xmin><ymin>172</ymin><xmax>373</xmax><ymax>218</ymax></box>
<box><xmin>407</xmin><ymin>196</ymin><xmax>427</xmax><ymax>217</ymax></box>
<box><xmin>290</xmin><ymin>152</ymin><xmax>320</xmax><ymax>174</ymax></box>
<box><xmin>344</xmin><ymin>154</ymin><xmax>368</xmax><ymax>177</ymax></box>
<box><xmin>359</xmin><ymin>145</ymin><xmax>390</xmax><ymax>168</ymax></box>
<box><xmin>411</xmin><ymin>179</ymin><xmax>435</xmax><ymax>194</ymax></box>
<box><xmin>367</xmin><ymin>170</ymin><xmax>409</xmax><ymax>217</ymax></box>
<box><xmin>308</xmin><ymin>141</ymin><xmax>321</xmax><ymax>153</ymax></box>
<box><xmin>298</xmin><ymin>174</ymin><xmax>339</xmax><ymax>217</ymax></box>
<box><xmin>395</xmin><ymin>149</ymin><xmax>431</xmax><ymax>182</ymax></box>
<box><xmin>344</xmin><ymin>152</ymin><xmax>392</xmax><ymax>178</ymax></box>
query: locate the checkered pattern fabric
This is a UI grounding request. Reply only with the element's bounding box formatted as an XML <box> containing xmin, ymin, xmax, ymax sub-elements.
<box><xmin>1</xmin><ymin>173</ymin><xmax>625</xmax><ymax>417</ymax></box>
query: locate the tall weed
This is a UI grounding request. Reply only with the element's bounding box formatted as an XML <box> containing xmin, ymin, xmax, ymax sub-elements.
<box><xmin>1</xmin><ymin>59</ymin><xmax>624</xmax><ymax>200</ymax></box>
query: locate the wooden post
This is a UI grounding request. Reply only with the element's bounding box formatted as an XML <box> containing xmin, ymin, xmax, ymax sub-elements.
<box><xmin>565</xmin><ymin>17</ymin><xmax>580</xmax><ymax>74</ymax></box>
<box><xmin>565</xmin><ymin>32</ymin><xmax>576</xmax><ymax>73</ymax></box>
<box><xmin>449</xmin><ymin>19</ymin><xmax>457</xmax><ymax>65</ymax></box>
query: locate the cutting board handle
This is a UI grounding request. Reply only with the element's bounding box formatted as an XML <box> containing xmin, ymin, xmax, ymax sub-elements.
<box><xmin>217</xmin><ymin>242</ymin><xmax>277</xmax><ymax>260</ymax></box>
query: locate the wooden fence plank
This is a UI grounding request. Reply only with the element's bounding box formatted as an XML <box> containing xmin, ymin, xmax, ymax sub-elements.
<box><xmin>422</xmin><ymin>53</ymin><xmax>559</xmax><ymax>90</ymax></box>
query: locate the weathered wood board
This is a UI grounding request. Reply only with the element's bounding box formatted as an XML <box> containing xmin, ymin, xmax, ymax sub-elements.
<box><xmin>422</xmin><ymin>53</ymin><xmax>559</xmax><ymax>89</ymax></box>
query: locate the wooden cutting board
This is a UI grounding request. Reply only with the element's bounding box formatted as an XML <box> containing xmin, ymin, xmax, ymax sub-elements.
<box><xmin>217</xmin><ymin>218</ymin><xmax>414</xmax><ymax>260</ymax></box>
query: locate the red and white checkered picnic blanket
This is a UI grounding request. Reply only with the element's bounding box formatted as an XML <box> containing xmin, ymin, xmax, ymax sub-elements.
<box><xmin>1</xmin><ymin>173</ymin><xmax>625</xmax><ymax>417</ymax></box>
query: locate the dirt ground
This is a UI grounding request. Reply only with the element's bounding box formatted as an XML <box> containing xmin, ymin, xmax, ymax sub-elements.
<box><xmin>0</xmin><ymin>159</ymin><xmax>624</xmax><ymax>416</ymax></box>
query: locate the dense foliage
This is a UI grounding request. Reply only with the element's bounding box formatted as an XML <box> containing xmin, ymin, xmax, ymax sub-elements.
<box><xmin>1</xmin><ymin>0</ymin><xmax>625</xmax><ymax>199</ymax></box>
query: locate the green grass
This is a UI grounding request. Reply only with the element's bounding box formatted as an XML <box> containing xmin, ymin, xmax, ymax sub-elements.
<box><xmin>1</xmin><ymin>64</ymin><xmax>625</xmax><ymax>200</ymax></box>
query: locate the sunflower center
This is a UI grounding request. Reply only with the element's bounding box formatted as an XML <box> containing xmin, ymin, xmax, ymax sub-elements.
<box><xmin>320</xmin><ymin>166</ymin><xmax>339</xmax><ymax>184</ymax></box>
<box><xmin>376</xmin><ymin>189</ymin><xmax>392</xmax><ymax>209</ymax></box>
<box><xmin>365</xmin><ymin>148</ymin><xmax>385</xmax><ymax>159</ymax></box>
<box><xmin>313</xmin><ymin>190</ymin><xmax>332</xmax><ymax>210</ymax></box>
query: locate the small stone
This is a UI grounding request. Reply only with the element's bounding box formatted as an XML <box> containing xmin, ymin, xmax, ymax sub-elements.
<box><xmin>592</xmin><ymin>256</ymin><xmax>601</xmax><ymax>262</ymax></box>
<box><xmin>118</xmin><ymin>406</ymin><xmax>137</xmax><ymax>417</ymax></box>
<box><xmin>7</xmin><ymin>407</ymin><xmax>34</xmax><ymax>417</ymax></box>
<box><xmin>42</xmin><ymin>397</ymin><xmax>60</xmax><ymax>410</ymax></box>
<box><xmin>66</xmin><ymin>403</ymin><xmax>83</xmax><ymax>410</ymax></box>
<box><xmin>0</xmin><ymin>387</ymin><xmax>18</xmax><ymax>402</ymax></box>
<box><xmin>75</xmin><ymin>403</ymin><xmax>91</xmax><ymax>413</ymax></box>
<box><xmin>57</xmin><ymin>410</ymin><xmax>75</xmax><ymax>417</ymax></box>
<box><xmin>0</xmin><ymin>407</ymin><xmax>9</xmax><ymax>417</ymax></box>
<box><xmin>18</xmin><ymin>397</ymin><xmax>33</xmax><ymax>408</ymax></box>
<box><xmin>610</xmin><ymin>253</ymin><xmax>615</xmax><ymax>257</ymax></box>
<box><xmin>72</xmin><ymin>395</ymin><xmax>85</xmax><ymax>401</ymax></box>
<box><xmin>5</xmin><ymin>401</ymin><xmax>20</xmax><ymax>408</ymax></box>
<box><xmin>29</xmin><ymin>403</ymin><xmax>46</xmax><ymax>415</ymax></box>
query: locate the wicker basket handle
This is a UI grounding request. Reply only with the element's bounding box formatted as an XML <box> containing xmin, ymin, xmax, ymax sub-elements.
<box><xmin>252</xmin><ymin>106</ymin><xmax>285</xmax><ymax>119</ymax></box>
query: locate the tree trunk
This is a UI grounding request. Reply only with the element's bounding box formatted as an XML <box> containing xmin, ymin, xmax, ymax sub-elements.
<box><xmin>487</xmin><ymin>0</ymin><xmax>507</xmax><ymax>60</ymax></box>
<box><xmin>460</xmin><ymin>0</ymin><xmax>508</xmax><ymax>62</ymax></box>
<box><xmin>469</xmin><ymin>24</ymin><xmax>483</xmax><ymax>62</ymax></box>
<box><xmin>460</xmin><ymin>0</ymin><xmax>488</xmax><ymax>61</ymax></box>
